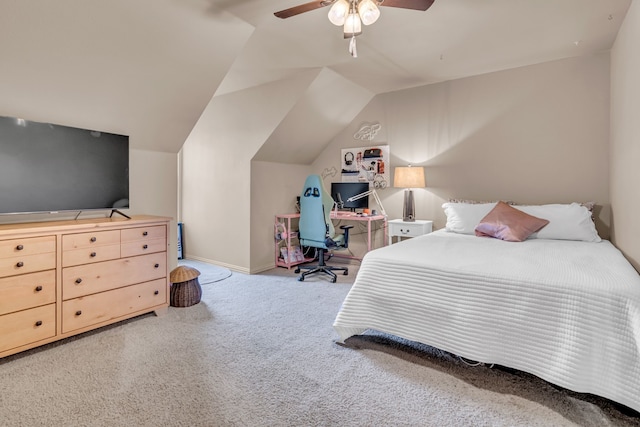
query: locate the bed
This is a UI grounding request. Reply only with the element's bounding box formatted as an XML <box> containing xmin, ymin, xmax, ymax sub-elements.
<box><xmin>333</xmin><ymin>202</ymin><xmax>640</xmax><ymax>413</ymax></box>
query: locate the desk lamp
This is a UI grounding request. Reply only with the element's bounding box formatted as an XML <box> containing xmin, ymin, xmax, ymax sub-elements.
<box><xmin>394</xmin><ymin>166</ymin><xmax>425</xmax><ymax>222</ymax></box>
<box><xmin>347</xmin><ymin>187</ymin><xmax>386</xmax><ymax>217</ymax></box>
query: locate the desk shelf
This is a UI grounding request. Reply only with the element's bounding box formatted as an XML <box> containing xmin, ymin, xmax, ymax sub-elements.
<box><xmin>275</xmin><ymin>214</ymin><xmax>315</xmax><ymax>269</ymax></box>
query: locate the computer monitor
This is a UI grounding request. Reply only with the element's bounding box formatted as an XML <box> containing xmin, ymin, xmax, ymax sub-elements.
<box><xmin>330</xmin><ymin>182</ymin><xmax>370</xmax><ymax>212</ymax></box>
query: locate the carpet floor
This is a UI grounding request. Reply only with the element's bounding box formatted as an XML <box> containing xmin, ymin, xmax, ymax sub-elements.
<box><xmin>0</xmin><ymin>259</ymin><xmax>639</xmax><ymax>427</ymax></box>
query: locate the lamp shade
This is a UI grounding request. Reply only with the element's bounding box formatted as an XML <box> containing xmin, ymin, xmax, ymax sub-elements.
<box><xmin>394</xmin><ymin>166</ymin><xmax>425</xmax><ymax>222</ymax></box>
<box><xmin>328</xmin><ymin>0</ymin><xmax>350</xmax><ymax>26</ymax></box>
<box><xmin>394</xmin><ymin>166</ymin><xmax>426</xmax><ymax>188</ymax></box>
<box><xmin>343</xmin><ymin>11</ymin><xmax>362</xmax><ymax>37</ymax></box>
<box><xmin>358</xmin><ymin>0</ymin><xmax>380</xmax><ymax>25</ymax></box>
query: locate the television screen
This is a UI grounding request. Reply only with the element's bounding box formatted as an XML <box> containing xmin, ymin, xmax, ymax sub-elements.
<box><xmin>330</xmin><ymin>182</ymin><xmax>370</xmax><ymax>211</ymax></box>
<box><xmin>0</xmin><ymin>115</ymin><xmax>129</xmax><ymax>215</ymax></box>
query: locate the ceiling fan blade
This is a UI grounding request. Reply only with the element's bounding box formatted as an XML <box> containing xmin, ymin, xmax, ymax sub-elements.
<box><xmin>274</xmin><ymin>1</ymin><xmax>333</xmax><ymax>19</ymax></box>
<box><xmin>378</xmin><ymin>0</ymin><xmax>435</xmax><ymax>11</ymax></box>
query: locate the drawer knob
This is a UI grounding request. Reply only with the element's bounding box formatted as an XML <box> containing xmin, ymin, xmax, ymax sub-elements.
<box><xmin>35</xmin><ymin>285</ymin><xmax>43</xmax><ymax>292</ymax></box>
<box><xmin>154</xmin><ymin>290</ymin><xmax>159</xmax><ymax>295</ymax></box>
<box><xmin>75</xmin><ymin>278</ymin><xmax>83</xmax><ymax>284</ymax></box>
<box><xmin>75</xmin><ymin>310</ymin><xmax>82</xmax><ymax>316</ymax></box>
<box><xmin>16</xmin><ymin>261</ymin><xmax>24</xmax><ymax>268</ymax></box>
<box><xmin>143</xmin><ymin>244</ymin><xmax>148</xmax><ymax>249</ymax></box>
<box><xmin>154</xmin><ymin>263</ymin><xmax>160</xmax><ymax>268</ymax></box>
<box><xmin>16</xmin><ymin>244</ymin><xmax>24</xmax><ymax>251</ymax></box>
<box><xmin>35</xmin><ymin>320</ymin><xmax>43</xmax><ymax>327</ymax></box>
<box><xmin>90</xmin><ymin>237</ymin><xmax>97</xmax><ymax>242</ymax></box>
<box><xmin>90</xmin><ymin>252</ymin><xmax>97</xmax><ymax>257</ymax></box>
<box><xmin>143</xmin><ymin>231</ymin><xmax>148</xmax><ymax>236</ymax></box>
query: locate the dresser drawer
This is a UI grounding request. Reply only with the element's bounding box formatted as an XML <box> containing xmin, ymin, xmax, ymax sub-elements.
<box><xmin>0</xmin><ymin>304</ymin><xmax>56</xmax><ymax>353</ymax></box>
<box><xmin>62</xmin><ymin>230</ymin><xmax>121</xmax><ymax>267</ymax></box>
<box><xmin>62</xmin><ymin>252</ymin><xmax>167</xmax><ymax>300</ymax></box>
<box><xmin>121</xmin><ymin>225</ymin><xmax>166</xmax><ymax>243</ymax></box>
<box><xmin>0</xmin><ymin>252</ymin><xmax>57</xmax><ymax>278</ymax></box>
<box><xmin>62</xmin><ymin>244</ymin><xmax>121</xmax><ymax>267</ymax></box>
<box><xmin>62</xmin><ymin>230</ymin><xmax>121</xmax><ymax>251</ymax></box>
<box><xmin>121</xmin><ymin>238</ymin><xmax>166</xmax><ymax>257</ymax></box>
<box><xmin>0</xmin><ymin>270</ymin><xmax>56</xmax><ymax>316</ymax></box>
<box><xmin>62</xmin><ymin>278</ymin><xmax>167</xmax><ymax>333</ymax></box>
<box><xmin>0</xmin><ymin>236</ymin><xmax>56</xmax><ymax>259</ymax></box>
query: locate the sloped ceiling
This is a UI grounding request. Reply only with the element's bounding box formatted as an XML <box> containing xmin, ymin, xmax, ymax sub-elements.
<box><xmin>0</xmin><ymin>0</ymin><xmax>253</xmax><ymax>152</ymax></box>
<box><xmin>0</xmin><ymin>0</ymin><xmax>631</xmax><ymax>157</ymax></box>
<box><xmin>218</xmin><ymin>0</ymin><xmax>631</xmax><ymax>94</ymax></box>
<box><xmin>253</xmin><ymin>67</ymin><xmax>374</xmax><ymax>164</ymax></box>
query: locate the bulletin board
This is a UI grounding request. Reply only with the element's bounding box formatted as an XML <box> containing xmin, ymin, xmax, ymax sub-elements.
<box><xmin>340</xmin><ymin>144</ymin><xmax>390</xmax><ymax>189</ymax></box>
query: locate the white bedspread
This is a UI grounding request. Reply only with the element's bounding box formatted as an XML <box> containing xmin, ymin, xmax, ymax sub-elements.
<box><xmin>334</xmin><ymin>230</ymin><xmax>640</xmax><ymax>412</ymax></box>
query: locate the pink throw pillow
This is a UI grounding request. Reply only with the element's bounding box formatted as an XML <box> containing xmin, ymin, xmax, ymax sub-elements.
<box><xmin>475</xmin><ymin>201</ymin><xmax>549</xmax><ymax>242</ymax></box>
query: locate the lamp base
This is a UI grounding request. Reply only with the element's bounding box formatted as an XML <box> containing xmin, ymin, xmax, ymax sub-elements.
<box><xmin>402</xmin><ymin>189</ymin><xmax>415</xmax><ymax>222</ymax></box>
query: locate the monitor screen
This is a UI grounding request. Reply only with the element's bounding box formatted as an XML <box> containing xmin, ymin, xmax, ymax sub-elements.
<box><xmin>330</xmin><ymin>182</ymin><xmax>370</xmax><ymax>211</ymax></box>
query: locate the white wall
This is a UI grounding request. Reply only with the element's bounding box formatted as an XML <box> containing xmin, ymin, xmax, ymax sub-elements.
<box><xmin>610</xmin><ymin>0</ymin><xmax>640</xmax><ymax>271</ymax></box>
<box><xmin>179</xmin><ymin>76</ymin><xmax>319</xmax><ymax>272</ymax></box>
<box><xmin>129</xmin><ymin>149</ymin><xmax>179</xmax><ymax>268</ymax></box>
<box><xmin>250</xmin><ymin>161</ymin><xmax>312</xmax><ymax>273</ymax></box>
<box><xmin>181</xmin><ymin>66</ymin><xmax>374</xmax><ymax>272</ymax></box>
<box><xmin>313</xmin><ymin>54</ymin><xmax>612</xmax><ymax>238</ymax></box>
<box><xmin>187</xmin><ymin>52</ymin><xmax>613</xmax><ymax>273</ymax></box>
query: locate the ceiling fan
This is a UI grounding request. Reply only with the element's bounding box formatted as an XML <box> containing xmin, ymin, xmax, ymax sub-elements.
<box><xmin>274</xmin><ymin>0</ymin><xmax>435</xmax><ymax>57</ymax></box>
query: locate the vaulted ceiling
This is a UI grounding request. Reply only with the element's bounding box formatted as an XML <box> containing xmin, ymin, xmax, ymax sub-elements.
<box><xmin>0</xmin><ymin>0</ymin><xmax>631</xmax><ymax>157</ymax></box>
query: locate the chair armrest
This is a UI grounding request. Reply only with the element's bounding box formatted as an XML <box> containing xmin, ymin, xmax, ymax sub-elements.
<box><xmin>339</xmin><ymin>225</ymin><xmax>354</xmax><ymax>248</ymax></box>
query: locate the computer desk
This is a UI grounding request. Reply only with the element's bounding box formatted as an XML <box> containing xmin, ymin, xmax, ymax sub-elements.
<box><xmin>329</xmin><ymin>211</ymin><xmax>388</xmax><ymax>254</ymax></box>
<box><xmin>275</xmin><ymin>212</ymin><xmax>387</xmax><ymax>268</ymax></box>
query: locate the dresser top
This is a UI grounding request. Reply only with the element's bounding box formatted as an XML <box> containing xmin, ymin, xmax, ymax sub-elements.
<box><xmin>0</xmin><ymin>215</ymin><xmax>171</xmax><ymax>238</ymax></box>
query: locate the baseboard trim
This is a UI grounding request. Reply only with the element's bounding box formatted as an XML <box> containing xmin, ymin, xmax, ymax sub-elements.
<box><xmin>183</xmin><ymin>255</ymin><xmax>250</xmax><ymax>275</ymax></box>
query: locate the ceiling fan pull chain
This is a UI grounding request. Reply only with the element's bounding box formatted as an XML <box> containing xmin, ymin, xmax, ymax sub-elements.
<box><xmin>349</xmin><ymin>36</ymin><xmax>358</xmax><ymax>58</ymax></box>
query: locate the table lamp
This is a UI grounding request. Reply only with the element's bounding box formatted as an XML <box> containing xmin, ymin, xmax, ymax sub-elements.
<box><xmin>394</xmin><ymin>166</ymin><xmax>426</xmax><ymax>222</ymax></box>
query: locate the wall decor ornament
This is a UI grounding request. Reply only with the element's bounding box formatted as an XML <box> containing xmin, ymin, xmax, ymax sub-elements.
<box><xmin>322</xmin><ymin>166</ymin><xmax>338</xmax><ymax>180</ymax></box>
<box><xmin>353</xmin><ymin>122</ymin><xmax>381</xmax><ymax>141</ymax></box>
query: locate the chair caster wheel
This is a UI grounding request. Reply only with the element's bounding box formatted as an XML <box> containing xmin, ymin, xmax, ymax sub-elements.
<box><xmin>298</xmin><ymin>276</ymin><xmax>304</xmax><ymax>282</ymax></box>
<box><xmin>343</xmin><ymin>270</ymin><xmax>348</xmax><ymax>275</ymax></box>
<box><xmin>294</xmin><ymin>268</ymin><xmax>300</xmax><ymax>273</ymax></box>
<box><xmin>331</xmin><ymin>277</ymin><xmax>337</xmax><ymax>283</ymax></box>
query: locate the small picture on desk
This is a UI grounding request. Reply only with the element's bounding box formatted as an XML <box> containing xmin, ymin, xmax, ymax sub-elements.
<box><xmin>341</xmin><ymin>144</ymin><xmax>389</xmax><ymax>189</ymax></box>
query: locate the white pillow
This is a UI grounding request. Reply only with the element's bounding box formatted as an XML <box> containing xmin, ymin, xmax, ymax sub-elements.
<box><xmin>442</xmin><ymin>202</ymin><xmax>497</xmax><ymax>235</ymax></box>
<box><xmin>513</xmin><ymin>203</ymin><xmax>601</xmax><ymax>242</ymax></box>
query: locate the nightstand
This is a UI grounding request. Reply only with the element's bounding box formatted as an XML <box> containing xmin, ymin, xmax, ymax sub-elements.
<box><xmin>388</xmin><ymin>219</ymin><xmax>433</xmax><ymax>244</ymax></box>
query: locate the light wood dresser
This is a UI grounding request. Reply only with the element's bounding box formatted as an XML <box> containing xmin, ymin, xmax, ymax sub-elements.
<box><xmin>0</xmin><ymin>215</ymin><xmax>170</xmax><ymax>358</ymax></box>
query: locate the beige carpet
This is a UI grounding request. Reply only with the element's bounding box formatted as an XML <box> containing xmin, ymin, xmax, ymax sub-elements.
<box><xmin>0</xmin><ymin>259</ymin><xmax>638</xmax><ymax>427</ymax></box>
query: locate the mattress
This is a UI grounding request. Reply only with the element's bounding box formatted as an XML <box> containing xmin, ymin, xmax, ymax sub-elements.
<box><xmin>333</xmin><ymin>229</ymin><xmax>640</xmax><ymax>413</ymax></box>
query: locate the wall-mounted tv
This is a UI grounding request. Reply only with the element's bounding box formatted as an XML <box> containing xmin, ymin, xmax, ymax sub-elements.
<box><xmin>0</xmin><ymin>115</ymin><xmax>129</xmax><ymax>215</ymax></box>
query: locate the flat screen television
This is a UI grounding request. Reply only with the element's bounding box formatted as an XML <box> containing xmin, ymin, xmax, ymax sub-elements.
<box><xmin>0</xmin><ymin>115</ymin><xmax>129</xmax><ymax>215</ymax></box>
<box><xmin>330</xmin><ymin>182</ymin><xmax>369</xmax><ymax>212</ymax></box>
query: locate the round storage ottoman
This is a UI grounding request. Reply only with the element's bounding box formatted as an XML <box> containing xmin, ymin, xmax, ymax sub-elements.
<box><xmin>169</xmin><ymin>266</ymin><xmax>202</xmax><ymax>307</ymax></box>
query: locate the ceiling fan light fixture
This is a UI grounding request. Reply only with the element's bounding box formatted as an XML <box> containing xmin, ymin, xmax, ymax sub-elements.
<box><xmin>357</xmin><ymin>0</ymin><xmax>380</xmax><ymax>25</ymax></box>
<box><xmin>328</xmin><ymin>0</ymin><xmax>350</xmax><ymax>26</ymax></box>
<box><xmin>274</xmin><ymin>0</ymin><xmax>435</xmax><ymax>57</ymax></box>
<box><xmin>343</xmin><ymin>11</ymin><xmax>362</xmax><ymax>37</ymax></box>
